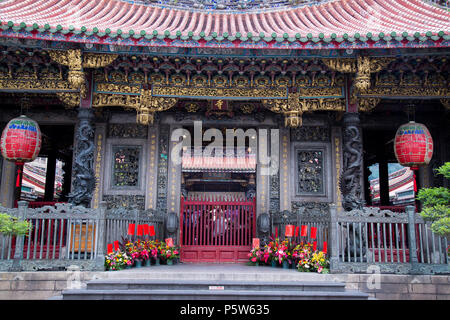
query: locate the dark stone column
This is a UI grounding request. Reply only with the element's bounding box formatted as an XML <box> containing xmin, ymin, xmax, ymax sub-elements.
<box><xmin>44</xmin><ymin>150</ymin><xmax>57</xmax><ymax>201</ymax></box>
<box><xmin>379</xmin><ymin>159</ymin><xmax>390</xmax><ymax>206</ymax></box>
<box><xmin>340</xmin><ymin>113</ymin><xmax>364</xmax><ymax>211</ymax></box>
<box><xmin>68</xmin><ymin>108</ymin><xmax>95</xmax><ymax>207</ymax></box>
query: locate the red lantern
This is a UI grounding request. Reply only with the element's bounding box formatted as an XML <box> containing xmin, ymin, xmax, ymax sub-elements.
<box><xmin>0</xmin><ymin>115</ymin><xmax>42</xmax><ymax>165</ymax></box>
<box><xmin>394</xmin><ymin>121</ymin><xmax>433</xmax><ymax>170</ymax></box>
<box><xmin>0</xmin><ymin>115</ymin><xmax>42</xmax><ymax>188</ymax></box>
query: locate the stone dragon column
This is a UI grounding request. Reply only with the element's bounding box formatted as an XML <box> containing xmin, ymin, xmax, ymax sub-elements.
<box><xmin>340</xmin><ymin>112</ymin><xmax>364</xmax><ymax>211</ymax></box>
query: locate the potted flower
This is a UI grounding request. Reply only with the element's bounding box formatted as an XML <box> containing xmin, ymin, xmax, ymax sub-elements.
<box><xmin>104</xmin><ymin>250</ymin><xmax>132</xmax><ymax>271</ymax></box>
<box><xmin>274</xmin><ymin>240</ymin><xmax>289</xmax><ymax>268</ymax></box>
<box><xmin>165</xmin><ymin>246</ymin><xmax>180</xmax><ymax>265</ymax></box>
<box><xmin>156</xmin><ymin>240</ymin><xmax>167</xmax><ymax>265</ymax></box>
<box><xmin>149</xmin><ymin>240</ymin><xmax>158</xmax><ymax>265</ymax></box>
<box><xmin>247</xmin><ymin>247</ymin><xmax>262</xmax><ymax>266</ymax></box>
<box><xmin>310</xmin><ymin>251</ymin><xmax>330</xmax><ymax>274</ymax></box>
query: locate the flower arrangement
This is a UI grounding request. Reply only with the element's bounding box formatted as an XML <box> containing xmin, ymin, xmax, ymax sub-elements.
<box><xmin>128</xmin><ymin>239</ymin><xmax>150</xmax><ymax>261</ymax></box>
<box><xmin>247</xmin><ymin>238</ymin><xmax>329</xmax><ymax>273</ymax></box>
<box><xmin>248</xmin><ymin>247</ymin><xmax>262</xmax><ymax>264</ymax></box>
<box><xmin>104</xmin><ymin>250</ymin><xmax>132</xmax><ymax>271</ymax></box>
<box><xmin>274</xmin><ymin>240</ymin><xmax>288</xmax><ymax>264</ymax></box>
<box><xmin>164</xmin><ymin>246</ymin><xmax>180</xmax><ymax>261</ymax></box>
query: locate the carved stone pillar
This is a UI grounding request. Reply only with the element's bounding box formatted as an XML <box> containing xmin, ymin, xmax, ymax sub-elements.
<box><xmin>69</xmin><ymin>108</ymin><xmax>95</xmax><ymax>207</ymax></box>
<box><xmin>340</xmin><ymin>113</ymin><xmax>364</xmax><ymax>211</ymax></box>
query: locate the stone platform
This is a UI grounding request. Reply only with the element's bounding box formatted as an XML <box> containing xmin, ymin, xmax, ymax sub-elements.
<box><xmin>0</xmin><ymin>263</ymin><xmax>449</xmax><ymax>300</ymax></box>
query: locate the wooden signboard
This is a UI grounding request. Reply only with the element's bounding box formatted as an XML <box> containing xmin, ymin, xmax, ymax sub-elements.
<box><xmin>70</xmin><ymin>223</ymin><xmax>96</xmax><ymax>252</ymax></box>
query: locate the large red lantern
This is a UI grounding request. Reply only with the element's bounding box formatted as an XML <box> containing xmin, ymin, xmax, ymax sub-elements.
<box><xmin>394</xmin><ymin>121</ymin><xmax>433</xmax><ymax>194</ymax></box>
<box><xmin>394</xmin><ymin>121</ymin><xmax>433</xmax><ymax>170</ymax></box>
<box><xmin>0</xmin><ymin>115</ymin><xmax>42</xmax><ymax>187</ymax></box>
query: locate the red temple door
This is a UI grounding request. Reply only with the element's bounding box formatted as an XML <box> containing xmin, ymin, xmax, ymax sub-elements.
<box><xmin>179</xmin><ymin>195</ymin><xmax>256</xmax><ymax>263</ymax></box>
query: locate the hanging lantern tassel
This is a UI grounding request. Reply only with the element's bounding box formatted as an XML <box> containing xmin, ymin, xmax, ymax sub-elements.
<box><xmin>412</xmin><ymin>168</ymin><xmax>418</xmax><ymax>193</ymax></box>
<box><xmin>16</xmin><ymin>164</ymin><xmax>23</xmax><ymax>188</ymax></box>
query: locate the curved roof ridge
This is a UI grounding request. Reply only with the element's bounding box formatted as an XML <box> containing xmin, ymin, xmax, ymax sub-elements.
<box><xmin>0</xmin><ymin>0</ymin><xmax>448</xmax><ymax>49</ymax></box>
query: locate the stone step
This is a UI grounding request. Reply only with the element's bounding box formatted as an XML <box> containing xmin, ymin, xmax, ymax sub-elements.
<box><xmin>85</xmin><ymin>279</ymin><xmax>347</xmax><ymax>292</ymax></box>
<box><xmin>61</xmin><ymin>288</ymin><xmax>370</xmax><ymax>300</ymax></box>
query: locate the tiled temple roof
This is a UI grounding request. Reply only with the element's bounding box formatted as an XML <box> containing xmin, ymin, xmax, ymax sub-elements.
<box><xmin>0</xmin><ymin>0</ymin><xmax>449</xmax><ymax>49</ymax></box>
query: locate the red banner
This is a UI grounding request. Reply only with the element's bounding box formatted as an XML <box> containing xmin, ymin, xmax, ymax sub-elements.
<box><xmin>285</xmin><ymin>225</ymin><xmax>294</xmax><ymax>237</ymax></box>
<box><xmin>323</xmin><ymin>241</ymin><xmax>327</xmax><ymax>254</ymax></box>
<box><xmin>143</xmin><ymin>224</ymin><xmax>149</xmax><ymax>235</ymax></box>
<box><xmin>295</xmin><ymin>226</ymin><xmax>299</xmax><ymax>237</ymax></box>
<box><xmin>310</xmin><ymin>227</ymin><xmax>317</xmax><ymax>239</ymax></box>
<box><xmin>113</xmin><ymin>240</ymin><xmax>119</xmax><ymax>251</ymax></box>
<box><xmin>301</xmin><ymin>225</ymin><xmax>308</xmax><ymax>237</ymax></box>
<box><xmin>107</xmin><ymin>243</ymin><xmax>113</xmax><ymax>254</ymax></box>
<box><xmin>252</xmin><ymin>238</ymin><xmax>260</xmax><ymax>249</ymax></box>
<box><xmin>127</xmin><ymin>223</ymin><xmax>135</xmax><ymax>236</ymax></box>
<box><xmin>313</xmin><ymin>241</ymin><xmax>317</xmax><ymax>252</ymax></box>
<box><xmin>149</xmin><ymin>225</ymin><xmax>155</xmax><ymax>237</ymax></box>
<box><xmin>137</xmin><ymin>224</ymin><xmax>144</xmax><ymax>236</ymax></box>
<box><xmin>165</xmin><ymin>238</ymin><xmax>174</xmax><ymax>247</ymax></box>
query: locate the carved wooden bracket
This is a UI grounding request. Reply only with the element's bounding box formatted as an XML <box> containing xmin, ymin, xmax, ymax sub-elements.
<box><xmin>137</xmin><ymin>89</ymin><xmax>177</xmax><ymax>125</ymax></box>
<box><xmin>322</xmin><ymin>57</ymin><xmax>394</xmax><ymax>93</ymax></box>
<box><xmin>358</xmin><ymin>97</ymin><xmax>381</xmax><ymax>112</ymax></box>
<box><xmin>91</xmin><ymin>89</ymin><xmax>178</xmax><ymax>125</ymax></box>
<box><xmin>440</xmin><ymin>99</ymin><xmax>450</xmax><ymax>110</ymax></box>
<box><xmin>49</xmin><ymin>49</ymin><xmax>118</xmax><ymax>102</ymax></box>
<box><xmin>262</xmin><ymin>92</ymin><xmax>345</xmax><ymax>127</ymax></box>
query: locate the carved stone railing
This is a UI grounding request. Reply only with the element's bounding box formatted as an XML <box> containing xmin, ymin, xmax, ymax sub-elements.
<box><xmin>105</xmin><ymin>207</ymin><xmax>165</xmax><ymax>246</ymax></box>
<box><xmin>0</xmin><ymin>201</ymin><xmax>165</xmax><ymax>271</ymax></box>
<box><xmin>330</xmin><ymin>205</ymin><xmax>449</xmax><ymax>275</ymax></box>
<box><xmin>271</xmin><ymin>203</ymin><xmax>330</xmax><ymax>252</ymax></box>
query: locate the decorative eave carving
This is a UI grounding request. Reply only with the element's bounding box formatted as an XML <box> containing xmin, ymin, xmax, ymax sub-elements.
<box><xmin>322</xmin><ymin>58</ymin><xmax>357</xmax><ymax>73</ymax></box>
<box><xmin>354</xmin><ymin>57</ymin><xmax>394</xmax><ymax>92</ymax></box>
<box><xmin>82</xmin><ymin>53</ymin><xmax>119</xmax><ymax>69</ymax></box>
<box><xmin>262</xmin><ymin>93</ymin><xmax>345</xmax><ymax>128</ymax></box>
<box><xmin>440</xmin><ymin>99</ymin><xmax>450</xmax><ymax>110</ymax></box>
<box><xmin>55</xmin><ymin>92</ymin><xmax>80</xmax><ymax>109</ymax></box>
<box><xmin>91</xmin><ymin>90</ymin><xmax>178</xmax><ymax>125</ymax></box>
<box><xmin>137</xmin><ymin>89</ymin><xmax>177</xmax><ymax>125</ymax></box>
<box><xmin>322</xmin><ymin>57</ymin><xmax>394</xmax><ymax>92</ymax></box>
<box><xmin>358</xmin><ymin>97</ymin><xmax>381</xmax><ymax>112</ymax></box>
<box><xmin>48</xmin><ymin>49</ymin><xmax>118</xmax><ymax>98</ymax></box>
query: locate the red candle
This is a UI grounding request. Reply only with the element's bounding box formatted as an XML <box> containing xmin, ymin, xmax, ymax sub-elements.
<box><xmin>127</xmin><ymin>223</ymin><xmax>135</xmax><ymax>236</ymax></box>
<box><xmin>323</xmin><ymin>241</ymin><xmax>327</xmax><ymax>254</ymax></box>
<box><xmin>301</xmin><ymin>225</ymin><xmax>308</xmax><ymax>237</ymax></box>
<box><xmin>107</xmin><ymin>243</ymin><xmax>113</xmax><ymax>254</ymax></box>
<box><xmin>313</xmin><ymin>241</ymin><xmax>317</xmax><ymax>252</ymax></box>
<box><xmin>310</xmin><ymin>227</ymin><xmax>317</xmax><ymax>239</ymax></box>
<box><xmin>113</xmin><ymin>240</ymin><xmax>119</xmax><ymax>251</ymax></box>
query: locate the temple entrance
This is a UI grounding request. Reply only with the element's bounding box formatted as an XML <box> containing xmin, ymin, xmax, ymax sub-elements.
<box><xmin>179</xmin><ymin>195</ymin><xmax>256</xmax><ymax>263</ymax></box>
<box><xmin>178</xmin><ymin>124</ymin><xmax>257</xmax><ymax>263</ymax></box>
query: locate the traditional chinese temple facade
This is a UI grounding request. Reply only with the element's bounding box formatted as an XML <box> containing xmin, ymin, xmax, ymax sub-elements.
<box><xmin>0</xmin><ymin>0</ymin><xmax>449</xmax><ymax>263</ymax></box>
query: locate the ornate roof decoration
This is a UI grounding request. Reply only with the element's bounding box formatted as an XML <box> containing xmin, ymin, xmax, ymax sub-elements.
<box><xmin>0</xmin><ymin>0</ymin><xmax>449</xmax><ymax>50</ymax></box>
<box><xmin>125</xmin><ymin>0</ymin><xmax>333</xmax><ymax>11</ymax></box>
